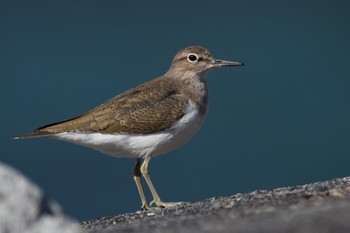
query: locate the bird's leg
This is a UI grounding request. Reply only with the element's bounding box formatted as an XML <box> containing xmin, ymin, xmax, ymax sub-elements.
<box><xmin>141</xmin><ymin>156</ymin><xmax>181</xmax><ymax>208</ymax></box>
<box><xmin>133</xmin><ymin>158</ymin><xmax>149</xmax><ymax>210</ymax></box>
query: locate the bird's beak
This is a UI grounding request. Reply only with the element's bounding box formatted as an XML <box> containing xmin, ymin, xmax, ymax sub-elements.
<box><xmin>211</xmin><ymin>59</ymin><xmax>244</xmax><ymax>68</ymax></box>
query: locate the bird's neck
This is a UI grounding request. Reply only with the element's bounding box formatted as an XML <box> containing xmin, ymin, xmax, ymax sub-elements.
<box><xmin>166</xmin><ymin>70</ymin><xmax>209</xmax><ymax>116</ymax></box>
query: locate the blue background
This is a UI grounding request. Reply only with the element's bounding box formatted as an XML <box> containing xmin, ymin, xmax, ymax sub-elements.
<box><xmin>2</xmin><ymin>1</ymin><xmax>350</xmax><ymax>221</ymax></box>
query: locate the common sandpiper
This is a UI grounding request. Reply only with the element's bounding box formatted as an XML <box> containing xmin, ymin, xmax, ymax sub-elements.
<box><xmin>15</xmin><ymin>46</ymin><xmax>244</xmax><ymax>210</ymax></box>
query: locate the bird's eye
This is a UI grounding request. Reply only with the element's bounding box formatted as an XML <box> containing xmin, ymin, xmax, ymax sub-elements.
<box><xmin>187</xmin><ymin>54</ymin><xmax>198</xmax><ymax>62</ymax></box>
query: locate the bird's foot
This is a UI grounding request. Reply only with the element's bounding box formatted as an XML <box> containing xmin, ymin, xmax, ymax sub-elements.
<box><xmin>140</xmin><ymin>203</ymin><xmax>150</xmax><ymax>211</ymax></box>
<box><xmin>149</xmin><ymin>199</ymin><xmax>185</xmax><ymax>208</ymax></box>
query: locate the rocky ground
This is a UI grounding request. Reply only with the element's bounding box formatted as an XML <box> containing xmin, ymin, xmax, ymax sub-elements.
<box><xmin>1</xmin><ymin>161</ymin><xmax>350</xmax><ymax>233</ymax></box>
<box><xmin>81</xmin><ymin>177</ymin><xmax>350</xmax><ymax>233</ymax></box>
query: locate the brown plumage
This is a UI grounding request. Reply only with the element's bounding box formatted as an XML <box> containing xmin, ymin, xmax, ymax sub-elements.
<box><xmin>17</xmin><ymin>77</ymin><xmax>188</xmax><ymax>137</ymax></box>
<box><xmin>16</xmin><ymin>46</ymin><xmax>221</xmax><ymax>138</ymax></box>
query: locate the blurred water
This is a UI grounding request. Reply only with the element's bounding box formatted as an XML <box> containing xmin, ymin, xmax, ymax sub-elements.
<box><xmin>1</xmin><ymin>0</ymin><xmax>350</xmax><ymax>221</ymax></box>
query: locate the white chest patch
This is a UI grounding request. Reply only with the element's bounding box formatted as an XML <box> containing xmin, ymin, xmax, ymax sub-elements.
<box><xmin>52</xmin><ymin>102</ymin><xmax>206</xmax><ymax>159</ymax></box>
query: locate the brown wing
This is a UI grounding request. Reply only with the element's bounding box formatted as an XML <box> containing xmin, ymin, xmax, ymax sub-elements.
<box><xmin>16</xmin><ymin>77</ymin><xmax>188</xmax><ymax>138</ymax></box>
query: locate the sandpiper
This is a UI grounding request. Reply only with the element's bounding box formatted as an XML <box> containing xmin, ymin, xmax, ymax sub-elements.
<box><xmin>15</xmin><ymin>46</ymin><xmax>244</xmax><ymax>210</ymax></box>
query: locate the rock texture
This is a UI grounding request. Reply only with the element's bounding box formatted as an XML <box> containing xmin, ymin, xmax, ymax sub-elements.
<box><xmin>0</xmin><ymin>162</ymin><xmax>79</xmax><ymax>233</ymax></box>
<box><xmin>2</xmin><ymin>160</ymin><xmax>349</xmax><ymax>233</ymax></box>
<box><xmin>81</xmin><ymin>177</ymin><xmax>350</xmax><ymax>233</ymax></box>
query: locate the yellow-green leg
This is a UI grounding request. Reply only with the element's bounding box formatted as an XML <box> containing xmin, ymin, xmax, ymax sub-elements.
<box><xmin>140</xmin><ymin>156</ymin><xmax>181</xmax><ymax>208</ymax></box>
<box><xmin>133</xmin><ymin>159</ymin><xmax>149</xmax><ymax>210</ymax></box>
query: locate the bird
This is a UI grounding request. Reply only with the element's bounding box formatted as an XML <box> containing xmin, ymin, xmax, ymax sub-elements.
<box><xmin>14</xmin><ymin>45</ymin><xmax>244</xmax><ymax>210</ymax></box>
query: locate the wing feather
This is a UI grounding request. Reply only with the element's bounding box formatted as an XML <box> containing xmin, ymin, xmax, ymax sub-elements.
<box><xmin>15</xmin><ymin>77</ymin><xmax>188</xmax><ymax>137</ymax></box>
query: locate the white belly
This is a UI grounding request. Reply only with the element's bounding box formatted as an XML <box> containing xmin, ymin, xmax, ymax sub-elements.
<box><xmin>52</xmin><ymin>102</ymin><xmax>205</xmax><ymax>159</ymax></box>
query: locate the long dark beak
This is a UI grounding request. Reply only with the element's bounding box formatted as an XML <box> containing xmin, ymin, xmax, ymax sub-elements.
<box><xmin>211</xmin><ymin>59</ymin><xmax>244</xmax><ymax>68</ymax></box>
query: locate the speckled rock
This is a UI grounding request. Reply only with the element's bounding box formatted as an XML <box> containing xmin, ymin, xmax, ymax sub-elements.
<box><xmin>0</xmin><ymin>162</ymin><xmax>79</xmax><ymax>233</ymax></box>
<box><xmin>81</xmin><ymin>177</ymin><xmax>350</xmax><ymax>233</ymax></box>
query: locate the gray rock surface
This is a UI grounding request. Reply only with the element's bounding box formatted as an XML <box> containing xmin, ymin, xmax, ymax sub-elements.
<box><xmin>3</xmin><ymin>160</ymin><xmax>349</xmax><ymax>233</ymax></box>
<box><xmin>0</xmin><ymin>162</ymin><xmax>79</xmax><ymax>233</ymax></box>
<box><xmin>81</xmin><ymin>177</ymin><xmax>350</xmax><ymax>233</ymax></box>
